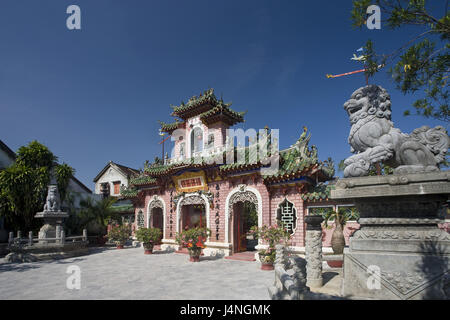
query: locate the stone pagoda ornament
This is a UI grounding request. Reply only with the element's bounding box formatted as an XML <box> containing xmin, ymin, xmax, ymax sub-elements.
<box><xmin>34</xmin><ymin>168</ymin><xmax>69</xmax><ymax>242</ymax></box>
<box><xmin>331</xmin><ymin>85</ymin><xmax>450</xmax><ymax>300</ymax></box>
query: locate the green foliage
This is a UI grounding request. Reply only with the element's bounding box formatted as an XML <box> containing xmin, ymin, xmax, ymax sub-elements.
<box><xmin>16</xmin><ymin>140</ymin><xmax>56</xmax><ymax>168</ymax></box>
<box><xmin>323</xmin><ymin>207</ymin><xmax>360</xmax><ymax>228</ymax></box>
<box><xmin>135</xmin><ymin>227</ymin><xmax>162</xmax><ymax>244</ymax></box>
<box><xmin>250</xmin><ymin>224</ymin><xmax>291</xmax><ymax>249</ymax></box>
<box><xmin>76</xmin><ymin>197</ymin><xmax>119</xmax><ymax>234</ymax></box>
<box><xmin>0</xmin><ymin>141</ymin><xmax>74</xmax><ymax>232</ymax></box>
<box><xmin>55</xmin><ymin>163</ymin><xmax>74</xmax><ymax>204</ymax></box>
<box><xmin>107</xmin><ymin>224</ymin><xmax>131</xmax><ymax>245</ymax></box>
<box><xmin>175</xmin><ymin>227</ymin><xmax>210</xmax><ymax>249</ymax></box>
<box><xmin>351</xmin><ymin>0</ymin><xmax>450</xmax><ymax>122</ymax></box>
<box><xmin>243</xmin><ymin>202</ymin><xmax>258</xmax><ymax>230</ymax></box>
<box><xmin>367</xmin><ymin>162</ymin><xmax>394</xmax><ymax>175</ymax></box>
<box><xmin>250</xmin><ymin>224</ymin><xmax>291</xmax><ymax>264</ymax></box>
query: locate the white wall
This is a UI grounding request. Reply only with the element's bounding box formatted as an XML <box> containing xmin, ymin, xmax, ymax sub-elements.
<box><xmin>66</xmin><ymin>178</ymin><xmax>100</xmax><ymax>209</ymax></box>
<box><xmin>94</xmin><ymin>165</ymin><xmax>128</xmax><ymax>195</ymax></box>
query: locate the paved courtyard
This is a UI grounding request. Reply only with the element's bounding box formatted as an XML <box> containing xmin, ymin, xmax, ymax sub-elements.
<box><xmin>0</xmin><ymin>247</ymin><xmax>274</xmax><ymax>300</ymax></box>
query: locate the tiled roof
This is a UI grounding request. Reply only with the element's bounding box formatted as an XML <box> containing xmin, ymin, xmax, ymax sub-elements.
<box><xmin>159</xmin><ymin>120</ymin><xmax>184</xmax><ymax>133</ymax></box>
<box><xmin>110</xmin><ymin>203</ymin><xmax>134</xmax><ymax>213</ymax></box>
<box><xmin>129</xmin><ymin>175</ymin><xmax>157</xmax><ymax>186</ymax></box>
<box><xmin>171</xmin><ymin>88</ymin><xmax>217</xmax><ymax>118</ymax></box>
<box><xmin>120</xmin><ymin>186</ymin><xmax>138</xmax><ymax>198</ymax></box>
<box><xmin>199</xmin><ymin>102</ymin><xmax>245</xmax><ymax>126</ymax></box>
<box><xmin>115</xmin><ymin>163</ymin><xmax>139</xmax><ymax>176</ymax></box>
<box><xmin>166</xmin><ymin>88</ymin><xmax>245</xmax><ymax>125</ymax></box>
<box><xmin>0</xmin><ymin>139</ymin><xmax>16</xmax><ymax>161</ymax></box>
<box><xmin>93</xmin><ymin>161</ymin><xmax>139</xmax><ymax>182</ymax></box>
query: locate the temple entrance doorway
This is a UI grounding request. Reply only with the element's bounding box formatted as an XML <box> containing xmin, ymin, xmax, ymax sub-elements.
<box><xmin>232</xmin><ymin>201</ymin><xmax>258</xmax><ymax>254</ymax></box>
<box><xmin>150</xmin><ymin>207</ymin><xmax>164</xmax><ymax>243</ymax></box>
<box><xmin>181</xmin><ymin>204</ymin><xmax>206</xmax><ymax>231</ymax></box>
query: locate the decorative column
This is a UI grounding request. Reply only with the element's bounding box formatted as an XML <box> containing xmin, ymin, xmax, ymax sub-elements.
<box><xmin>304</xmin><ymin>215</ymin><xmax>324</xmax><ymax>288</ymax></box>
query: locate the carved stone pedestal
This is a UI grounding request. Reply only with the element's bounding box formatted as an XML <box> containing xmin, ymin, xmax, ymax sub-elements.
<box><xmin>331</xmin><ymin>172</ymin><xmax>450</xmax><ymax>300</ymax></box>
<box><xmin>305</xmin><ymin>215</ymin><xmax>324</xmax><ymax>288</ymax></box>
<box><xmin>34</xmin><ymin>211</ymin><xmax>69</xmax><ymax>243</ymax></box>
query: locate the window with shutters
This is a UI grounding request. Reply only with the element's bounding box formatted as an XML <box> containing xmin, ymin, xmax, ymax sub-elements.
<box><xmin>113</xmin><ymin>181</ymin><xmax>121</xmax><ymax>195</ymax></box>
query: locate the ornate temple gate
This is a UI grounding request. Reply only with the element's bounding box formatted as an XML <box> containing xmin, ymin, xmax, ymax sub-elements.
<box><xmin>228</xmin><ymin>189</ymin><xmax>259</xmax><ymax>253</ymax></box>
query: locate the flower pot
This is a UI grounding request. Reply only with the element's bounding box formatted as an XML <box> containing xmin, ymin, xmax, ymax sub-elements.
<box><xmin>258</xmin><ymin>251</ymin><xmax>275</xmax><ymax>270</ymax></box>
<box><xmin>327</xmin><ymin>260</ymin><xmax>343</xmax><ymax>268</ymax></box>
<box><xmin>143</xmin><ymin>243</ymin><xmax>154</xmax><ymax>254</ymax></box>
<box><xmin>188</xmin><ymin>247</ymin><xmax>202</xmax><ymax>262</ymax></box>
<box><xmin>331</xmin><ymin>223</ymin><xmax>345</xmax><ymax>254</ymax></box>
<box><xmin>261</xmin><ymin>263</ymin><xmax>274</xmax><ymax>271</ymax></box>
<box><xmin>116</xmin><ymin>244</ymin><xmax>124</xmax><ymax>249</ymax></box>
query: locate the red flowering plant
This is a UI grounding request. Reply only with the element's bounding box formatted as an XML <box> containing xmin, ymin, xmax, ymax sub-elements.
<box><xmin>175</xmin><ymin>227</ymin><xmax>210</xmax><ymax>255</ymax></box>
<box><xmin>249</xmin><ymin>224</ymin><xmax>291</xmax><ymax>264</ymax></box>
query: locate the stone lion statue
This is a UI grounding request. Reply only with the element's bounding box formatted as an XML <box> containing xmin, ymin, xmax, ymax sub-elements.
<box><xmin>343</xmin><ymin>85</ymin><xmax>449</xmax><ymax>177</ymax></box>
<box><xmin>43</xmin><ymin>185</ymin><xmax>60</xmax><ymax>212</ymax></box>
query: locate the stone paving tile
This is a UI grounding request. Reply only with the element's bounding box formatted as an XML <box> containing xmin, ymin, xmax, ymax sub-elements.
<box><xmin>0</xmin><ymin>247</ymin><xmax>273</xmax><ymax>300</ymax></box>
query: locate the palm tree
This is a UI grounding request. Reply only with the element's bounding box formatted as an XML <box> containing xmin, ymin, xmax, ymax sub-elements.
<box><xmin>78</xmin><ymin>196</ymin><xmax>119</xmax><ymax>236</ymax></box>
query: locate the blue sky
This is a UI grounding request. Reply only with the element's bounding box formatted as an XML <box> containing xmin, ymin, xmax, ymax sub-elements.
<box><xmin>1</xmin><ymin>0</ymin><xmax>448</xmax><ymax>189</ymax></box>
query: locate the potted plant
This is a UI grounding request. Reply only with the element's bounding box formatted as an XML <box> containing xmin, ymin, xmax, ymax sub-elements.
<box><xmin>249</xmin><ymin>224</ymin><xmax>290</xmax><ymax>270</ymax></box>
<box><xmin>107</xmin><ymin>224</ymin><xmax>131</xmax><ymax>249</ymax></box>
<box><xmin>323</xmin><ymin>207</ymin><xmax>359</xmax><ymax>255</ymax></box>
<box><xmin>175</xmin><ymin>227</ymin><xmax>210</xmax><ymax>262</ymax></box>
<box><xmin>135</xmin><ymin>227</ymin><xmax>162</xmax><ymax>254</ymax></box>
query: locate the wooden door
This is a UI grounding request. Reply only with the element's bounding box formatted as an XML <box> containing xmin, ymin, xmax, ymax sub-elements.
<box><xmin>233</xmin><ymin>203</ymin><xmax>247</xmax><ymax>253</ymax></box>
<box><xmin>152</xmin><ymin>208</ymin><xmax>163</xmax><ymax>242</ymax></box>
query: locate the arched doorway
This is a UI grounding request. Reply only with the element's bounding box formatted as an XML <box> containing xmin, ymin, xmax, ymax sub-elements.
<box><xmin>176</xmin><ymin>194</ymin><xmax>208</xmax><ymax>233</ymax></box>
<box><xmin>232</xmin><ymin>201</ymin><xmax>258</xmax><ymax>253</ymax></box>
<box><xmin>148</xmin><ymin>197</ymin><xmax>165</xmax><ymax>242</ymax></box>
<box><xmin>226</xmin><ymin>187</ymin><xmax>260</xmax><ymax>254</ymax></box>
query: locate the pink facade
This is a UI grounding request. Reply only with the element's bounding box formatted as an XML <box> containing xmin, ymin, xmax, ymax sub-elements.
<box><xmin>126</xmin><ymin>89</ymin><xmax>339</xmax><ymax>256</ymax></box>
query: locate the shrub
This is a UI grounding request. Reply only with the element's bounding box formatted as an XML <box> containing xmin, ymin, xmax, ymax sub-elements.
<box><xmin>249</xmin><ymin>224</ymin><xmax>291</xmax><ymax>264</ymax></box>
<box><xmin>107</xmin><ymin>224</ymin><xmax>131</xmax><ymax>245</ymax></box>
<box><xmin>135</xmin><ymin>227</ymin><xmax>161</xmax><ymax>245</ymax></box>
<box><xmin>175</xmin><ymin>227</ymin><xmax>210</xmax><ymax>250</ymax></box>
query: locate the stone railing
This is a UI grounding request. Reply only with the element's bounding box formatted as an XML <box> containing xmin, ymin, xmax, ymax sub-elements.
<box><xmin>8</xmin><ymin>229</ymin><xmax>88</xmax><ymax>248</ymax></box>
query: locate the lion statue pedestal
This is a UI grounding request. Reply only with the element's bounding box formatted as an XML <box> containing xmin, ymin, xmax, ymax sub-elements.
<box><xmin>331</xmin><ymin>85</ymin><xmax>450</xmax><ymax>300</ymax></box>
<box><xmin>34</xmin><ymin>184</ymin><xmax>68</xmax><ymax>244</ymax></box>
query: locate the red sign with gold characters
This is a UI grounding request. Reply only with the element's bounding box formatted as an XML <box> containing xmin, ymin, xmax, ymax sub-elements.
<box><xmin>172</xmin><ymin>171</ymin><xmax>208</xmax><ymax>193</ymax></box>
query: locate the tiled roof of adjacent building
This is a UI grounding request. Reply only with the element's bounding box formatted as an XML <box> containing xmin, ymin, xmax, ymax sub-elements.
<box><xmin>93</xmin><ymin>161</ymin><xmax>139</xmax><ymax>182</ymax></box>
<box><xmin>0</xmin><ymin>139</ymin><xmax>17</xmax><ymax>160</ymax></box>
